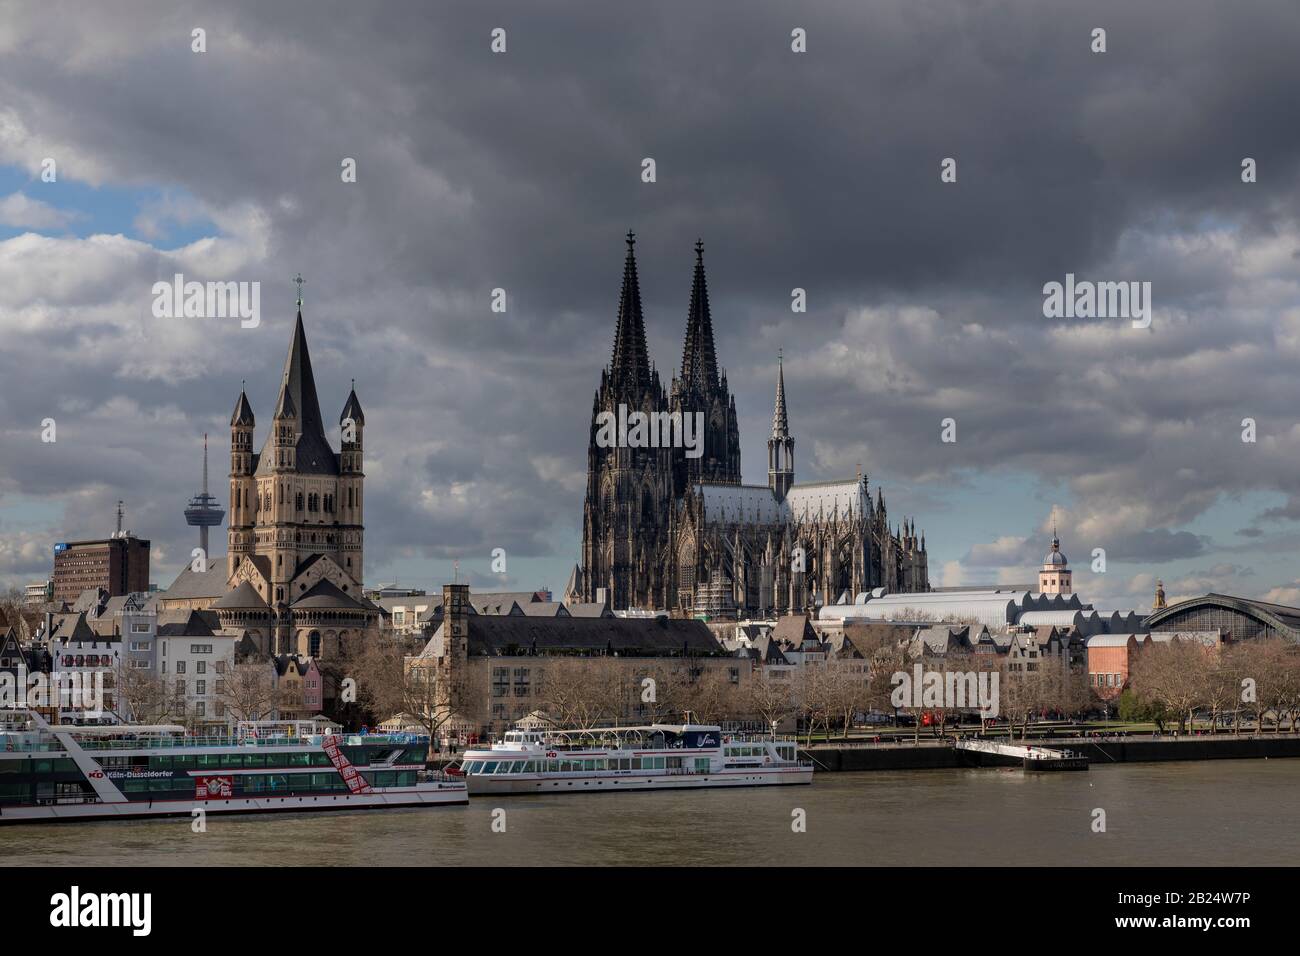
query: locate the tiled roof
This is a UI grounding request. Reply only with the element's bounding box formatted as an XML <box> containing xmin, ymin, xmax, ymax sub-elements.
<box><xmin>161</xmin><ymin>562</ymin><xmax>230</xmax><ymax>601</ymax></box>
<box><xmin>427</xmin><ymin>615</ymin><xmax>724</xmax><ymax>657</ymax></box>
<box><xmin>291</xmin><ymin>579</ymin><xmax>371</xmax><ymax>611</ymax></box>
<box><xmin>211</xmin><ymin>581</ymin><xmax>269</xmax><ymax>611</ymax></box>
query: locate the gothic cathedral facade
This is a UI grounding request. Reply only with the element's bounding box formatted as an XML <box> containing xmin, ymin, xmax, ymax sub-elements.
<box><xmin>575</xmin><ymin>234</ymin><xmax>929</xmax><ymax>616</ymax></box>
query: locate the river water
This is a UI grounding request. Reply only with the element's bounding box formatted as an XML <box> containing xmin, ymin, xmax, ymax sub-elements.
<box><xmin>3</xmin><ymin>761</ymin><xmax>1296</xmax><ymax>866</ymax></box>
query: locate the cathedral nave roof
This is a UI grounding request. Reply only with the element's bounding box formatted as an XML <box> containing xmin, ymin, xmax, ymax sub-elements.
<box><xmin>697</xmin><ymin>483</ymin><xmax>785</xmax><ymax>525</ymax></box>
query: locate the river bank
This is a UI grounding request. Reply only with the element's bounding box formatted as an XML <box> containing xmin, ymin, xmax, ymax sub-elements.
<box><xmin>802</xmin><ymin>733</ymin><xmax>1300</xmax><ymax>771</ymax></box>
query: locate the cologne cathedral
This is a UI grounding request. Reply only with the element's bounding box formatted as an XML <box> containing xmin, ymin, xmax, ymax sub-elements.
<box><xmin>572</xmin><ymin>233</ymin><xmax>929</xmax><ymax>617</ymax></box>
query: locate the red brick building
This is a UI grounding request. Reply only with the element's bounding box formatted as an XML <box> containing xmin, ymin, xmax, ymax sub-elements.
<box><xmin>1086</xmin><ymin>634</ymin><xmax>1139</xmax><ymax>700</ymax></box>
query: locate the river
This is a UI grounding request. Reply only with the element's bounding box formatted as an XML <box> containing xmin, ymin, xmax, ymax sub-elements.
<box><xmin>2</xmin><ymin>760</ymin><xmax>1295</xmax><ymax>866</ymax></box>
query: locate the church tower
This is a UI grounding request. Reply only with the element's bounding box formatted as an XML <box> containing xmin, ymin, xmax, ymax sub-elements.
<box><xmin>579</xmin><ymin>231</ymin><xmax>673</xmax><ymax>610</ymax></box>
<box><xmin>227</xmin><ymin>283</ymin><xmax>365</xmax><ymax>602</ymax></box>
<box><xmin>227</xmin><ymin>387</ymin><xmax>256</xmax><ymax>578</ymax></box>
<box><xmin>670</xmin><ymin>240</ymin><xmax>740</xmax><ymax>496</ymax></box>
<box><xmin>1038</xmin><ymin>522</ymin><xmax>1072</xmax><ymax>595</ymax></box>
<box><xmin>338</xmin><ymin>382</ymin><xmax>366</xmax><ymax>585</ymax></box>
<box><xmin>767</xmin><ymin>353</ymin><xmax>794</xmax><ymax>501</ymax></box>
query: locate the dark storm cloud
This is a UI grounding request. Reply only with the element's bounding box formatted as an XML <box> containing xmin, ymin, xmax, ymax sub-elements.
<box><xmin>2</xmin><ymin>0</ymin><xmax>1300</xmax><ymax>592</ymax></box>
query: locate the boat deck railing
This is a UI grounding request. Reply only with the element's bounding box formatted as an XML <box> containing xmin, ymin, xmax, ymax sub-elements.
<box><xmin>0</xmin><ymin>740</ymin><xmax>64</xmax><ymax>753</ymax></box>
<box><xmin>490</xmin><ymin>732</ymin><xmax>800</xmax><ymax>752</ymax></box>
<box><xmin>417</xmin><ymin>769</ymin><xmax>468</xmax><ymax>786</ymax></box>
<box><xmin>3</xmin><ymin>733</ymin><xmax>426</xmax><ymax>753</ymax></box>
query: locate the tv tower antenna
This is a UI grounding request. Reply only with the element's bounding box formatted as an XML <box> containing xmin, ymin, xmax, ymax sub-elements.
<box><xmin>184</xmin><ymin>433</ymin><xmax>225</xmax><ymax>559</ymax></box>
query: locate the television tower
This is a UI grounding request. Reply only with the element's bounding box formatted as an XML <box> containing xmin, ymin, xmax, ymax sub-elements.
<box><xmin>184</xmin><ymin>434</ymin><xmax>225</xmax><ymax>559</ymax></box>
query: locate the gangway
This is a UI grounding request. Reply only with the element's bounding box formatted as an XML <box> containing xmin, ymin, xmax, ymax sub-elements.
<box><xmin>954</xmin><ymin>737</ymin><xmax>1088</xmax><ymax>771</ymax></box>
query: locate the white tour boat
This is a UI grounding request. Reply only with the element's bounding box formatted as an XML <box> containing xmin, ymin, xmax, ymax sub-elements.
<box><xmin>455</xmin><ymin>722</ymin><xmax>813</xmax><ymax>794</ymax></box>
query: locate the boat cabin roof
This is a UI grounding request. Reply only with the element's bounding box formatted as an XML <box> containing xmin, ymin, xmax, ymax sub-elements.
<box><xmin>62</xmin><ymin>724</ymin><xmax>187</xmax><ymax>735</ymax></box>
<box><xmin>509</xmin><ymin>723</ymin><xmax>721</xmax><ymax>737</ymax></box>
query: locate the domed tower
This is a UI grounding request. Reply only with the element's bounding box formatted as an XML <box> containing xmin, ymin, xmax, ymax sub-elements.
<box><xmin>1038</xmin><ymin>521</ymin><xmax>1072</xmax><ymax>595</ymax></box>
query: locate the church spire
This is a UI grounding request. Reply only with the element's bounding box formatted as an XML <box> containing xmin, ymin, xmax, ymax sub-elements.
<box><xmin>256</xmin><ymin>289</ymin><xmax>339</xmax><ymax>476</ymax></box>
<box><xmin>680</xmin><ymin>239</ymin><xmax>719</xmax><ymax>394</ymax></box>
<box><xmin>609</xmin><ymin>231</ymin><xmax>652</xmax><ymax>390</ymax></box>
<box><xmin>767</xmin><ymin>351</ymin><xmax>794</xmax><ymax>500</ymax></box>
<box><xmin>772</xmin><ymin>350</ymin><xmax>790</xmax><ymax>439</ymax></box>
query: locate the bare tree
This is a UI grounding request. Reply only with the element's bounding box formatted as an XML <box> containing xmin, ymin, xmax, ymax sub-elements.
<box><xmin>871</xmin><ymin>644</ymin><xmax>925</xmax><ymax>743</ymax></box>
<box><xmin>213</xmin><ymin>661</ymin><xmax>280</xmax><ymax>727</ymax></box>
<box><xmin>536</xmin><ymin>657</ymin><xmax>628</xmax><ymax>730</ymax></box>
<box><xmin>0</xmin><ymin>587</ymin><xmax>34</xmax><ymax>642</ymax></box>
<box><xmin>112</xmin><ymin>659</ymin><xmax>176</xmax><ymax>725</ymax></box>
<box><xmin>1196</xmin><ymin>653</ymin><xmax>1239</xmax><ymax>735</ymax></box>
<box><xmin>678</xmin><ymin>666</ymin><xmax>737</xmax><ymax>725</ymax></box>
<box><xmin>637</xmin><ymin>662</ymin><xmax>705</xmax><ymax>722</ymax></box>
<box><xmin>1217</xmin><ymin>642</ymin><xmax>1258</xmax><ymax>736</ymax></box>
<box><xmin>742</xmin><ymin>667</ymin><xmax>797</xmax><ymax>736</ymax></box>
<box><xmin>1272</xmin><ymin>645</ymin><xmax>1300</xmax><ymax>733</ymax></box>
<box><xmin>821</xmin><ymin>659</ymin><xmax>870</xmax><ymax>738</ymax></box>
<box><xmin>1129</xmin><ymin>639</ymin><xmax>1206</xmax><ymax>733</ymax></box>
<box><xmin>794</xmin><ymin>665</ymin><xmax>834</xmax><ymax>745</ymax></box>
<box><xmin>353</xmin><ymin>638</ymin><xmax>485</xmax><ymax>760</ymax></box>
<box><xmin>998</xmin><ymin>656</ymin><xmax>1049</xmax><ymax>740</ymax></box>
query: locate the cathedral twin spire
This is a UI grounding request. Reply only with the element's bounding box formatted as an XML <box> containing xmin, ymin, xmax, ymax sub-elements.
<box><xmin>597</xmin><ymin>232</ymin><xmax>741</xmax><ymax>490</ymax></box>
<box><xmin>680</xmin><ymin>239</ymin><xmax>720</xmax><ymax>396</ymax></box>
<box><xmin>609</xmin><ymin>231</ymin><xmax>655</xmax><ymax>392</ymax></box>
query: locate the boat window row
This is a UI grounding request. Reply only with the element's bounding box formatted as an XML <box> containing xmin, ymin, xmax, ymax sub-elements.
<box><xmin>462</xmin><ymin>759</ymin><xmax>665</xmax><ymax>775</ymax></box>
<box><xmin>112</xmin><ymin>769</ymin><xmax>418</xmax><ymax>796</ymax></box>
<box><xmin>0</xmin><ymin>757</ymin><xmax>79</xmax><ymax>775</ymax></box>
<box><xmin>95</xmin><ymin>752</ymin><xmax>338</xmax><ymax>771</ymax></box>
<box><xmin>462</xmin><ymin>756</ymin><xmax>691</xmax><ymax>774</ymax></box>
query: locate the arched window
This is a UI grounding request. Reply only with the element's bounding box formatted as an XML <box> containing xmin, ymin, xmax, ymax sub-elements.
<box><xmin>309</xmin><ymin>631</ymin><xmax>321</xmax><ymax>656</ymax></box>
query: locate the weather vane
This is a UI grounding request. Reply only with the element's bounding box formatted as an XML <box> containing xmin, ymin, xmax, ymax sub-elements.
<box><xmin>294</xmin><ymin>273</ymin><xmax>305</xmax><ymax>309</ymax></box>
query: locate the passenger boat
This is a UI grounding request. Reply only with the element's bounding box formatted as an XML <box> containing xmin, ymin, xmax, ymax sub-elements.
<box><xmin>455</xmin><ymin>721</ymin><xmax>813</xmax><ymax>794</ymax></box>
<box><xmin>0</xmin><ymin>710</ymin><xmax>467</xmax><ymax>824</ymax></box>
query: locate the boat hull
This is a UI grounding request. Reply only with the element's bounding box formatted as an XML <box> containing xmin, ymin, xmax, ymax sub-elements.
<box><xmin>465</xmin><ymin>767</ymin><xmax>812</xmax><ymax>794</ymax></box>
<box><xmin>0</xmin><ymin>785</ymin><xmax>468</xmax><ymax>825</ymax></box>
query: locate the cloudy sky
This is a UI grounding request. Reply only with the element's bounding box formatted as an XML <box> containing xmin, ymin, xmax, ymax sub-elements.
<box><xmin>2</xmin><ymin>0</ymin><xmax>1300</xmax><ymax>611</ymax></box>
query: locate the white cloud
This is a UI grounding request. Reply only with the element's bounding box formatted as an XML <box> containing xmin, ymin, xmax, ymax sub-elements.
<box><xmin>0</xmin><ymin>192</ymin><xmax>80</xmax><ymax>230</ymax></box>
